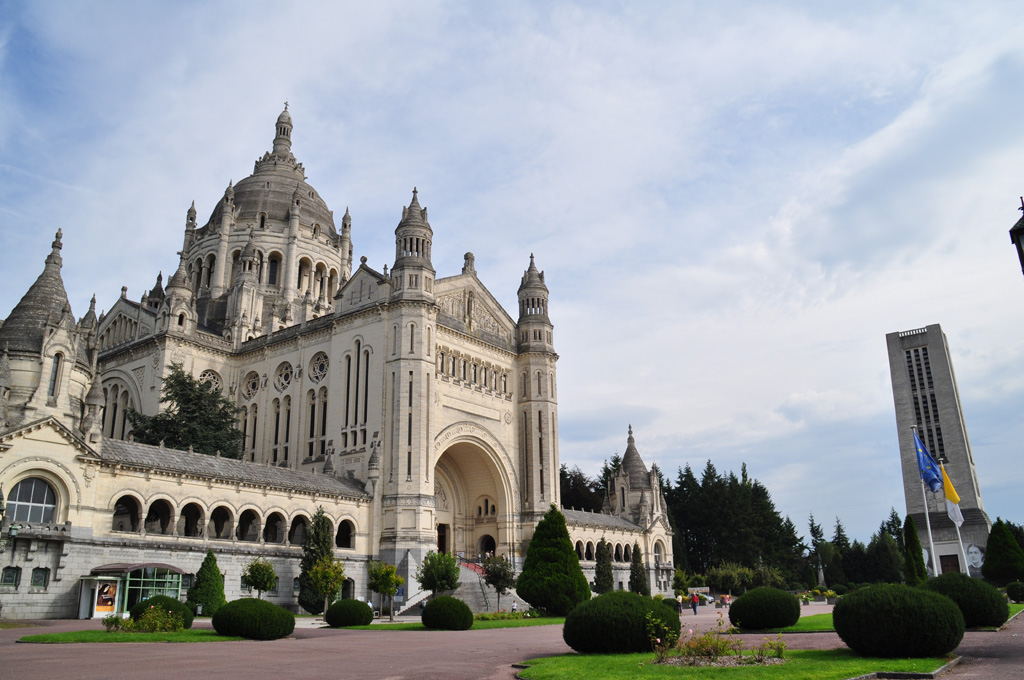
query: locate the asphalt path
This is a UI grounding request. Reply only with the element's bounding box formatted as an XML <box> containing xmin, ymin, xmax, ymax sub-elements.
<box><xmin>1</xmin><ymin>603</ymin><xmax>1020</xmax><ymax>680</ymax></box>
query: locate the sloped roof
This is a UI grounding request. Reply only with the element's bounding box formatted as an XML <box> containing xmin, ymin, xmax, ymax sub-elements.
<box><xmin>0</xmin><ymin>231</ymin><xmax>77</xmax><ymax>356</ymax></box>
<box><xmin>100</xmin><ymin>438</ymin><xmax>370</xmax><ymax>499</ymax></box>
<box><xmin>620</xmin><ymin>425</ymin><xmax>650</xmax><ymax>489</ymax></box>
<box><xmin>563</xmin><ymin>508</ymin><xmax>641</xmax><ymax>531</ymax></box>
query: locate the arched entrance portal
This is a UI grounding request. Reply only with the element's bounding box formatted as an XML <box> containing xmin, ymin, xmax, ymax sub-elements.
<box><xmin>433</xmin><ymin>431</ymin><xmax>514</xmax><ymax>560</ymax></box>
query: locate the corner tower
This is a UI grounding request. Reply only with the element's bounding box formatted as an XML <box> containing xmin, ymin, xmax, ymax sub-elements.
<box><xmin>515</xmin><ymin>255</ymin><xmax>559</xmax><ymax>523</ymax></box>
<box><xmin>379</xmin><ymin>189</ymin><xmax>439</xmax><ymax>569</ymax></box>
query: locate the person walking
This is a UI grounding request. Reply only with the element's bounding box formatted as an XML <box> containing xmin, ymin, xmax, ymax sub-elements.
<box><xmin>690</xmin><ymin>592</ymin><xmax>699</xmax><ymax>616</ymax></box>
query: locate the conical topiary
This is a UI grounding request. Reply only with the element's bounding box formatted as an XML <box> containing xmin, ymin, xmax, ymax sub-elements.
<box><xmin>982</xmin><ymin>518</ymin><xmax>1024</xmax><ymax>586</ymax></box>
<box><xmin>187</xmin><ymin>549</ymin><xmax>227</xmax><ymax>616</ymax></box>
<box><xmin>516</xmin><ymin>505</ymin><xmax>591</xmax><ymax>615</ymax></box>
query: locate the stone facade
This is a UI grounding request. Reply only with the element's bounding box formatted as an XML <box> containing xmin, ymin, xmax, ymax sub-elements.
<box><xmin>886</xmin><ymin>324</ymin><xmax>991</xmax><ymax>577</ymax></box>
<box><xmin>0</xmin><ymin>108</ymin><xmax>672</xmax><ymax>619</ymax></box>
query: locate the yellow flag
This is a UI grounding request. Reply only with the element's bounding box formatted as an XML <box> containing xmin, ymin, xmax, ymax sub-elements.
<box><xmin>941</xmin><ymin>465</ymin><xmax>961</xmax><ymax>504</ymax></box>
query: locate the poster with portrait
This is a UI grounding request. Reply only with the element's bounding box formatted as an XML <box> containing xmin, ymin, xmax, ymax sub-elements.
<box><xmin>95</xmin><ymin>581</ymin><xmax>117</xmax><ymax>614</ymax></box>
<box><xmin>966</xmin><ymin>543</ymin><xmax>985</xmax><ymax>578</ymax></box>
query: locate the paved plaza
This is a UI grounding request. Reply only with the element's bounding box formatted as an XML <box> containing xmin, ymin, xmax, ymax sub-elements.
<box><xmin>1</xmin><ymin>604</ymin><xmax>1020</xmax><ymax>680</ymax></box>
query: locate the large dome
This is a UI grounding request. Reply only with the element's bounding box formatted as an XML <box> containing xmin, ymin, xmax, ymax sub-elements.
<box><xmin>199</xmin><ymin>107</ymin><xmax>336</xmax><ymax>236</ymax></box>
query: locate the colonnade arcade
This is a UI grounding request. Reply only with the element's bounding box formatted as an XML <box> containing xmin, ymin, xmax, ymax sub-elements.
<box><xmin>108</xmin><ymin>493</ymin><xmax>358</xmax><ymax>549</ymax></box>
<box><xmin>432</xmin><ymin>429</ymin><xmax>515</xmax><ymax>560</ymax></box>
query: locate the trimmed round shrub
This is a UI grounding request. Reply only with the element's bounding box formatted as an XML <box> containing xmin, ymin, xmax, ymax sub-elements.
<box><xmin>921</xmin><ymin>572</ymin><xmax>1008</xmax><ymax>628</ymax></box>
<box><xmin>563</xmin><ymin>591</ymin><xmax>681</xmax><ymax>654</ymax></box>
<box><xmin>212</xmin><ymin>598</ymin><xmax>295</xmax><ymax>640</ymax></box>
<box><xmin>728</xmin><ymin>587</ymin><xmax>800</xmax><ymax>630</ymax></box>
<box><xmin>421</xmin><ymin>596</ymin><xmax>473</xmax><ymax>631</ymax></box>
<box><xmin>834</xmin><ymin>584</ymin><xmax>964</xmax><ymax>657</ymax></box>
<box><xmin>129</xmin><ymin>595</ymin><xmax>194</xmax><ymax>629</ymax></box>
<box><xmin>325</xmin><ymin>598</ymin><xmax>374</xmax><ymax>627</ymax></box>
<box><xmin>1007</xmin><ymin>581</ymin><xmax>1024</xmax><ymax>604</ymax></box>
<box><xmin>832</xmin><ymin>583</ymin><xmax>849</xmax><ymax>596</ymax></box>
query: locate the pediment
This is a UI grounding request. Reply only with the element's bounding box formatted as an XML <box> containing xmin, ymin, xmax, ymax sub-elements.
<box><xmin>337</xmin><ymin>265</ymin><xmax>388</xmax><ymax>315</ymax></box>
<box><xmin>434</xmin><ymin>274</ymin><xmax>515</xmax><ymax>346</ymax></box>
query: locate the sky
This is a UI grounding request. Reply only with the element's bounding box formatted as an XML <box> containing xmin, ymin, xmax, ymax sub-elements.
<box><xmin>2</xmin><ymin>1</ymin><xmax>1023</xmax><ymax>544</ymax></box>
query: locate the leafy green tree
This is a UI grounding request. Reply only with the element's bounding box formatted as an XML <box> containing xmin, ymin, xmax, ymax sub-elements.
<box><xmin>126</xmin><ymin>363</ymin><xmax>244</xmax><ymax>458</ymax></box>
<box><xmin>594</xmin><ymin>538</ymin><xmax>614</xmax><ymax>594</ymax></box>
<box><xmin>1005</xmin><ymin>520</ymin><xmax>1024</xmax><ymax>553</ymax></box>
<box><xmin>598</xmin><ymin>454</ymin><xmax>623</xmax><ymax>495</ymax></box>
<box><xmin>807</xmin><ymin>514</ymin><xmax>825</xmax><ymax>554</ymax></box>
<box><xmin>672</xmin><ymin>568</ymin><xmax>689</xmax><ymax>595</ymax></box>
<box><xmin>629</xmin><ymin>542</ymin><xmax>650</xmax><ymax>596</ymax></box>
<box><xmin>752</xmin><ymin>564</ymin><xmax>785</xmax><ymax>589</ymax></box>
<box><xmin>368</xmin><ymin>561</ymin><xmax>404</xmax><ymax>622</ymax></box>
<box><xmin>309</xmin><ymin>556</ymin><xmax>346</xmax><ymax>615</ymax></box>
<box><xmin>298</xmin><ymin>507</ymin><xmax>334</xmax><ymax>614</ymax></box>
<box><xmin>982</xmin><ymin>518</ymin><xmax>1024</xmax><ymax>585</ymax></box>
<box><xmin>415</xmin><ymin>551</ymin><xmax>460</xmax><ymax>596</ymax></box>
<box><xmin>516</xmin><ymin>505</ymin><xmax>591</xmax><ymax>615</ymax></box>
<box><xmin>482</xmin><ymin>554</ymin><xmax>517</xmax><ymax>611</ymax></box>
<box><xmin>880</xmin><ymin>507</ymin><xmax>905</xmax><ymax>554</ymax></box>
<box><xmin>867</xmin><ymin>531</ymin><xmax>904</xmax><ymax>584</ymax></box>
<box><xmin>186</xmin><ymin>549</ymin><xmax>226</xmax><ymax>616</ymax></box>
<box><xmin>559</xmin><ymin>464</ymin><xmax>602</xmax><ymax>512</ymax></box>
<box><xmin>843</xmin><ymin>540</ymin><xmax>871</xmax><ymax>584</ymax></box>
<box><xmin>902</xmin><ymin>515</ymin><xmax>928</xmax><ymax>586</ymax></box>
<box><xmin>706</xmin><ymin>562</ymin><xmax>754</xmax><ymax>594</ymax></box>
<box><xmin>241</xmin><ymin>556</ymin><xmax>277</xmax><ymax>599</ymax></box>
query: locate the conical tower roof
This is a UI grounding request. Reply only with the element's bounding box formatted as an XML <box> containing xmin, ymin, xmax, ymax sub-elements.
<box><xmin>620</xmin><ymin>424</ymin><xmax>650</xmax><ymax>489</ymax></box>
<box><xmin>0</xmin><ymin>230</ymin><xmax>77</xmax><ymax>355</ymax></box>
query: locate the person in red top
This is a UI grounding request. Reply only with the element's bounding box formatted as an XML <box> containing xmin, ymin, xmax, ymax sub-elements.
<box><xmin>690</xmin><ymin>592</ymin><xmax>699</xmax><ymax>616</ymax></box>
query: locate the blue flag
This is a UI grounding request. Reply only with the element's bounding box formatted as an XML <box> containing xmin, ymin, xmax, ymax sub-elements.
<box><xmin>914</xmin><ymin>431</ymin><xmax>943</xmax><ymax>493</ymax></box>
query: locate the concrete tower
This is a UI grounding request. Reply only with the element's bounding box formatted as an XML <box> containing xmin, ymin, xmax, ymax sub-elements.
<box><xmin>886</xmin><ymin>324</ymin><xmax>991</xmax><ymax>576</ymax></box>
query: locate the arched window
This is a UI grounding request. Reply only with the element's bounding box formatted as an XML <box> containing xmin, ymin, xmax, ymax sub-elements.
<box><xmin>336</xmin><ymin>520</ymin><xmax>355</xmax><ymax>549</ymax></box>
<box><xmin>48</xmin><ymin>353</ymin><xmax>63</xmax><ymax>397</ymax></box>
<box><xmin>112</xmin><ymin>495</ymin><xmax>141</xmax><ymax>533</ymax></box>
<box><xmin>8</xmin><ymin>478</ymin><xmax>58</xmax><ymax>523</ymax></box>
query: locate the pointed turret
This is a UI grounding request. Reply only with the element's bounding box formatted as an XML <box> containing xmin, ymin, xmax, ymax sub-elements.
<box><xmin>0</xmin><ymin>230</ymin><xmax>76</xmax><ymax>356</ymax></box>
<box><xmin>390</xmin><ymin>188</ymin><xmax>435</xmax><ymax>302</ymax></box>
<box><xmin>182</xmin><ymin>200</ymin><xmax>197</xmax><ymax>252</ymax></box>
<box><xmin>620</xmin><ymin>424</ymin><xmax>650</xmax><ymax>490</ymax></box>
<box><xmin>516</xmin><ymin>254</ymin><xmax>554</xmax><ymax>353</ymax></box>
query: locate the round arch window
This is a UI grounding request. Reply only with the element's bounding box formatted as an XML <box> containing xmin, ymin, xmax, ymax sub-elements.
<box><xmin>8</xmin><ymin>477</ymin><xmax>58</xmax><ymax>523</ymax></box>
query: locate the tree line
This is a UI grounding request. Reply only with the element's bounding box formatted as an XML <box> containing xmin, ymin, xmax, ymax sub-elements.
<box><xmin>561</xmin><ymin>460</ymin><xmax>1024</xmax><ymax>591</ymax></box>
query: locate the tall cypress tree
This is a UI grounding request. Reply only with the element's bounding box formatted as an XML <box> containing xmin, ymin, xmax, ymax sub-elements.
<box><xmin>187</xmin><ymin>549</ymin><xmax>226</xmax><ymax>616</ymax></box>
<box><xmin>298</xmin><ymin>507</ymin><xmax>334</xmax><ymax>614</ymax></box>
<box><xmin>902</xmin><ymin>515</ymin><xmax>927</xmax><ymax>586</ymax></box>
<box><xmin>629</xmin><ymin>542</ymin><xmax>650</xmax><ymax>596</ymax></box>
<box><xmin>594</xmin><ymin>538</ymin><xmax>613</xmax><ymax>594</ymax></box>
<box><xmin>516</xmin><ymin>505</ymin><xmax>590</xmax><ymax>615</ymax></box>
<box><xmin>982</xmin><ymin>518</ymin><xmax>1024</xmax><ymax>585</ymax></box>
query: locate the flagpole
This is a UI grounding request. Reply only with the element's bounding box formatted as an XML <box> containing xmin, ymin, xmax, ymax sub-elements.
<box><xmin>913</xmin><ymin>427</ymin><xmax>938</xmax><ymax>576</ymax></box>
<box><xmin>953</xmin><ymin>523</ymin><xmax>968</xmax><ymax>575</ymax></box>
<box><xmin>920</xmin><ymin>477</ymin><xmax>938</xmax><ymax>576</ymax></box>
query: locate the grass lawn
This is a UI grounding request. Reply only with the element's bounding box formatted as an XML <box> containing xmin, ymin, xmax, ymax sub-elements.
<box><xmin>347</xmin><ymin>617</ymin><xmax>565</xmax><ymax>631</ymax></box>
<box><xmin>20</xmin><ymin>629</ymin><xmax>243</xmax><ymax>643</ymax></box>
<box><xmin>518</xmin><ymin>648</ymin><xmax>949</xmax><ymax>680</ymax></box>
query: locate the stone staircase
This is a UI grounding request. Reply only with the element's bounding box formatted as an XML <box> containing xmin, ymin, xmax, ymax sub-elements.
<box><xmin>398</xmin><ymin>563</ymin><xmax>520</xmax><ymax>615</ymax></box>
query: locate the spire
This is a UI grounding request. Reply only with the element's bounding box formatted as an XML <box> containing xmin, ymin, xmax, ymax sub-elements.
<box><xmin>167</xmin><ymin>253</ymin><xmax>192</xmax><ymax>292</ymax></box>
<box><xmin>187</xmin><ymin>200</ymin><xmax>197</xmax><ymax>223</ymax></box>
<box><xmin>0</xmin><ymin>230</ymin><xmax>76</xmax><ymax>355</ymax></box>
<box><xmin>342</xmin><ymin>207</ymin><xmax>351</xmax><ymax>228</ymax></box>
<box><xmin>620</xmin><ymin>424</ymin><xmax>650</xmax><ymax>490</ymax></box>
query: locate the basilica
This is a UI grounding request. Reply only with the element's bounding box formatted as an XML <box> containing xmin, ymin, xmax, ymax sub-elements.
<box><xmin>0</xmin><ymin>108</ymin><xmax>672</xmax><ymax>619</ymax></box>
